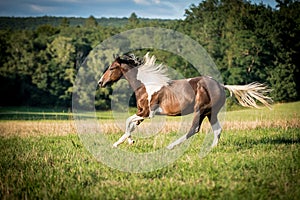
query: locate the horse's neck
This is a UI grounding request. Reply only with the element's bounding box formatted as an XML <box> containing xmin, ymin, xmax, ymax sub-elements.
<box><xmin>123</xmin><ymin>69</ymin><xmax>144</xmax><ymax>92</ymax></box>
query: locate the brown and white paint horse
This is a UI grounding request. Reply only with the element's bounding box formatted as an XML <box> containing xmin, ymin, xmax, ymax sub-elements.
<box><xmin>98</xmin><ymin>53</ymin><xmax>272</xmax><ymax>149</ymax></box>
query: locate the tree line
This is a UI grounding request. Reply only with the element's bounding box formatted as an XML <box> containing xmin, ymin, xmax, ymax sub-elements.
<box><xmin>0</xmin><ymin>0</ymin><xmax>299</xmax><ymax>109</ymax></box>
<box><xmin>0</xmin><ymin>15</ymin><xmax>172</xmax><ymax>30</ymax></box>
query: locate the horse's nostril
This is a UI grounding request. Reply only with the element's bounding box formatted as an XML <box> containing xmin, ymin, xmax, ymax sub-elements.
<box><xmin>98</xmin><ymin>80</ymin><xmax>106</xmax><ymax>88</ymax></box>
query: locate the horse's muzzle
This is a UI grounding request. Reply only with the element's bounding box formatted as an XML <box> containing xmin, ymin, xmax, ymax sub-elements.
<box><xmin>98</xmin><ymin>80</ymin><xmax>104</xmax><ymax>88</ymax></box>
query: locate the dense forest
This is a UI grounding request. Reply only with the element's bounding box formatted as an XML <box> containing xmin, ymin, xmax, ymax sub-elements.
<box><xmin>0</xmin><ymin>0</ymin><xmax>299</xmax><ymax>109</ymax></box>
<box><xmin>0</xmin><ymin>16</ymin><xmax>173</xmax><ymax>30</ymax></box>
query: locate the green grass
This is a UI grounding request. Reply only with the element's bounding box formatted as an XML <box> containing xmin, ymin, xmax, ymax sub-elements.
<box><xmin>0</xmin><ymin>128</ymin><xmax>299</xmax><ymax>199</ymax></box>
<box><xmin>225</xmin><ymin>101</ymin><xmax>300</xmax><ymax>122</ymax></box>
<box><xmin>0</xmin><ymin>107</ymin><xmax>73</xmax><ymax>120</ymax></box>
<box><xmin>0</xmin><ymin>107</ymin><xmax>113</xmax><ymax>120</ymax></box>
<box><xmin>1</xmin><ymin>101</ymin><xmax>299</xmax><ymax>121</ymax></box>
<box><xmin>0</xmin><ymin>102</ymin><xmax>300</xmax><ymax>199</ymax></box>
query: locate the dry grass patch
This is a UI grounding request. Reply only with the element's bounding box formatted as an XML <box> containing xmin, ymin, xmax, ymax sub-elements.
<box><xmin>0</xmin><ymin>102</ymin><xmax>299</xmax><ymax>137</ymax></box>
<box><xmin>0</xmin><ymin>121</ymin><xmax>76</xmax><ymax>137</ymax></box>
<box><xmin>0</xmin><ymin>117</ymin><xmax>299</xmax><ymax>138</ymax></box>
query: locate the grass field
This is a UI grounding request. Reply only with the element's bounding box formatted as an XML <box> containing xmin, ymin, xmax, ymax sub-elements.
<box><xmin>0</xmin><ymin>102</ymin><xmax>299</xmax><ymax>199</ymax></box>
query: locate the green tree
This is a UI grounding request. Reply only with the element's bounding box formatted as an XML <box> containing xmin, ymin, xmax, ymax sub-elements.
<box><xmin>85</xmin><ymin>15</ymin><xmax>98</xmax><ymax>28</ymax></box>
<box><xmin>182</xmin><ymin>0</ymin><xmax>299</xmax><ymax>102</ymax></box>
<box><xmin>129</xmin><ymin>13</ymin><xmax>138</xmax><ymax>24</ymax></box>
<box><xmin>60</xmin><ymin>17</ymin><xmax>70</xmax><ymax>28</ymax></box>
<box><xmin>0</xmin><ymin>3</ymin><xmax>299</xmax><ymax>108</ymax></box>
<box><xmin>268</xmin><ymin>0</ymin><xmax>300</xmax><ymax>101</ymax></box>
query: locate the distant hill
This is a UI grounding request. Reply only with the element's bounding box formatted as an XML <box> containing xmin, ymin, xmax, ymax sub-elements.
<box><xmin>0</xmin><ymin>16</ymin><xmax>174</xmax><ymax>30</ymax></box>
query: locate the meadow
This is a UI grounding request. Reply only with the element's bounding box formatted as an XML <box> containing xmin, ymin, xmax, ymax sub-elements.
<box><xmin>0</xmin><ymin>102</ymin><xmax>299</xmax><ymax>199</ymax></box>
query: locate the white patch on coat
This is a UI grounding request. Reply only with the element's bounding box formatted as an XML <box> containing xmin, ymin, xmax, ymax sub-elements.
<box><xmin>137</xmin><ymin>53</ymin><xmax>170</xmax><ymax>113</ymax></box>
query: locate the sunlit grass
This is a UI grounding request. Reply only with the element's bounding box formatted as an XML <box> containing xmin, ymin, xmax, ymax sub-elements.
<box><xmin>0</xmin><ymin>127</ymin><xmax>299</xmax><ymax>199</ymax></box>
<box><xmin>0</xmin><ymin>102</ymin><xmax>299</xmax><ymax>199</ymax></box>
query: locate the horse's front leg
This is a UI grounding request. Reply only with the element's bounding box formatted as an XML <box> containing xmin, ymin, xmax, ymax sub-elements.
<box><xmin>127</xmin><ymin>118</ymin><xmax>144</xmax><ymax>145</ymax></box>
<box><xmin>113</xmin><ymin>114</ymin><xmax>144</xmax><ymax>147</ymax></box>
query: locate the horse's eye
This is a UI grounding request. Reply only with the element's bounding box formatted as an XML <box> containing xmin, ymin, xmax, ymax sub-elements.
<box><xmin>110</xmin><ymin>65</ymin><xmax>118</xmax><ymax>70</ymax></box>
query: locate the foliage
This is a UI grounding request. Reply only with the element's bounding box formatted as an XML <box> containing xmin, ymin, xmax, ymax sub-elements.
<box><xmin>0</xmin><ymin>0</ymin><xmax>299</xmax><ymax>108</ymax></box>
<box><xmin>181</xmin><ymin>0</ymin><xmax>299</xmax><ymax>101</ymax></box>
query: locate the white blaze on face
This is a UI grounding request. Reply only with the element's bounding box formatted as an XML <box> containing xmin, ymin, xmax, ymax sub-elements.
<box><xmin>136</xmin><ymin>53</ymin><xmax>170</xmax><ymax>115</ymax></box>
<box><xmin>98</xmin><ymin>75</ymin><xmax>103</xmax><ymax>84</ymax></box>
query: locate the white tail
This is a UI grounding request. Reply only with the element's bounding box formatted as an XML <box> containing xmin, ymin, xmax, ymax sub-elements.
<box><xmin>224</xmin><ymin>83</ymin><xmax>273</xmax><ymax>109</ymax></box>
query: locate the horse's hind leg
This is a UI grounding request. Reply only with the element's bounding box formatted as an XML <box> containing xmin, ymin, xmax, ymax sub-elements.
<box><xmin>167</xmin><ymin>112</ymin><xmax>205</xmax><ymax>149</ymax></box>
<box><xmin>209</xmin><ymin>114</ymin><xmax>222</xmax><ymax>147</ymax></box>
<box><xmin>167</xmin><ymin>83</ymin><xmax>209</xmax><ymax>150</ymax></box>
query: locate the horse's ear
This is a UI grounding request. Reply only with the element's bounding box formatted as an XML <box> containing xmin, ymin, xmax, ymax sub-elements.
<box><xmin>120</xmin><ymin>54</ymin><xmax>128</xmax><ymax>60</ymax></box>
<box><xmin>120</xmin><ymin>55</ymin><xmax>131</xmax><ymax>63</ymax></box>
<box><xmin>115</xmin><ymin>56</ymin><xmax>122</xmax><ymax>63</ymax></box>
<box><xmin>113</xmin><ymin>54</ymin><xmax>119</xmax><ymax>59</ymax></box>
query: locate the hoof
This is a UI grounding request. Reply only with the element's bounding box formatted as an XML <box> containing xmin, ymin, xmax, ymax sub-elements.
<box><xmin>166</xmin><ymin>144</ymin><xmax>174</xmax><ymax>150</ymax></box>
<box><xmin>113</xmin><ymin>142</ymin><xmax>119</xmax><ymax>148</ymax></box>
<box><xmin>128</xmin><ymin>138</ymin><xmax>135</xmax><ymax>145</ymax></box>
<box><xmin>211</xmin><ymin>139</ymin><xmax>218</xmax><ymax>148</ymax></box>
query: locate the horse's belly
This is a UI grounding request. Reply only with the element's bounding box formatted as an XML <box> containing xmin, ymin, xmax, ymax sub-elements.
<box><xmin>157</xmin><ymin>80</ymin><xmax>196</xmax><ymax>116</ymax></box>
<box><xmin>159</xmin><ymin>101</ymin><xmax>194</xmax><ymax>116</ymax></box>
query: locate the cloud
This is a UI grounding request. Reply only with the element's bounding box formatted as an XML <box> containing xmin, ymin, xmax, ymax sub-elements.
<box><xmin>133</xmin><ymin>0</ymin><xmax>150</xmax><ymax>5</ymax></box>
<box><xmin>131</xmin><ymin>0</ymin><xmax>194</xmax><ymax>19</ymax></box>
<box><xmin>52</xmin><ymin>0</ymin><xmax>80</xmax><ymax>2</ymax></box>
<box><xmin>0</xmin><ymin>0</ymin><xmax>197</xmax><ymax>18</ymax></box>
<box><xmin>1</xmin><ymin>0</ymin><xmax>277</xmax><ymax>19</ymax></box>
<box><xmin>133</xmin><ymin>0</ymin><xmax>161</xmax><ymax>6</ymax></box>
<box><xmin>29</xmin><ymin>3</ymin><xmax>61</xmax><ymax>14</ymax></box>
<box><xmin>30</xmin><ymin>5</ymin><xmax>48</xmax><ymax>13</ymax></box>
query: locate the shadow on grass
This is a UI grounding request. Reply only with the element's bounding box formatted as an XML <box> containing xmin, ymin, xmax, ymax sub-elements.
<box><xmin>231</xmin><ymin>137</ymin><xmax>300</xmax><ymax>150</ymax></box>
<box><xmin>267</xmin><ymin>137</ymin><xmax>300</xmax><ymax>145</ymax></box>
<box><xmin>224</xmin><ymin>129</ymin><xmax>300</xmax><ymax>151</ymax></box>
<box><xmin>0</xmin><ymin>112</ymin><xmax>112</xmax><ymax>120</ymax></box>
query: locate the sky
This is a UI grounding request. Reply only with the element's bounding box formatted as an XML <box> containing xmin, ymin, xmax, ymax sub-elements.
<box><xmin>0</xmin><ymin>0</ymin><xmax>277</xmax><ymax>19</ymax></box>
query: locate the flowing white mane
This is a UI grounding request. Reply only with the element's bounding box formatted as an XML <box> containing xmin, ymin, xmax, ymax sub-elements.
<box><xmin>136</xmin><ymin>52</ymin><xmax>170</xmax><ymax>86</ymax></box>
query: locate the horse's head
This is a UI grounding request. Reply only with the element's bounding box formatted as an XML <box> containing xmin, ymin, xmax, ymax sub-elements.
<box><xmin>98</xmin><ymin>54</ymin><xmax>141</xmax><ymax>88</ymax></box>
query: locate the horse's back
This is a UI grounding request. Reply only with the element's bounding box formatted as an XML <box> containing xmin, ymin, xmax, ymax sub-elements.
<box><xmin>156</xmin><ymin>76</ymin><xmax>225</xmax><ymax>116</ymax></box>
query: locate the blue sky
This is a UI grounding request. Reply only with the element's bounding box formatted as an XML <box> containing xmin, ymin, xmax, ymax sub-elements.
<box><xmin>0</xmin><ymin>0</ymin><xmax>277</xmax><ymax>19</ymax></box>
